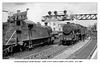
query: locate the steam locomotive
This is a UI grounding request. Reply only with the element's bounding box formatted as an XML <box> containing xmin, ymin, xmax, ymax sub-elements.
<box><xmin>60</xmin><ymin>22</ymin><xmax>88</xmax><ymax>45</ymax></box>
<box><xmin>3</xmin><ymin>9</ymin><xmax>54</xmax><ymax>56</ymax></box>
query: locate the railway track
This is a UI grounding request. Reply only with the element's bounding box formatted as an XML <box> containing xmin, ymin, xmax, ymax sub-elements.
<box><xmin>23</xmin><ymin>45</ymin><xmax>68</xmax><ymax>59</ymax></box>
<box><xmin>4</xmin><ymin>45</ymin><xmax>53</xmax><ymax>59</ymax></box>
<box><xmin>5</xmin><ymin>42</ymin><xmax>74</xmax><ymax>59</ymax></box>
<box><xmin>4</xmin><ymin>37</ymin><xmax>90</xmax><ymax>59</ymax></box>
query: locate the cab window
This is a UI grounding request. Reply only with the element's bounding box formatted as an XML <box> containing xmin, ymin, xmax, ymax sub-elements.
<box><xmin>16</xmin><ymin>30</ymin><xmax>22</xmax><ymax>34</ymax></box>
<box><xmin>17</xmin><ymin>21</ymin><xmax>21</xmax><ymax>26</ymax></box>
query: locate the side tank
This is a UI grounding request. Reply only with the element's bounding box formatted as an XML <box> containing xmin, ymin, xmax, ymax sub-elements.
<box><xmin>31</xmin><ymin>25</ymin><xmax>50</xmax><ymax>39</ymax></box>
<box><xmin>20</xmin><ymin>21</ymin><xmax>51</xmax><ymax>41</ymax></box>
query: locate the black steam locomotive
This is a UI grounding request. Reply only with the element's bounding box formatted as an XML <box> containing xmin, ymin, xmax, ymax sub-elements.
<box><xmin>60</xmin><ymin>22</ymin><xmax>88</xmax><ymax>45</ymax></box>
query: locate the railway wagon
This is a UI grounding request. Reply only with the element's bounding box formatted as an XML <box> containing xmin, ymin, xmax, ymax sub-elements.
<box><xmin>3</xmin><ymin>9</ymin><xmax>54</xmax><ymax>56</ymax></box>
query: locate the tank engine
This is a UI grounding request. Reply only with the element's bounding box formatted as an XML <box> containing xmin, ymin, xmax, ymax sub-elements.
<box><xmin>3</xmin><ymin>9</ymin><xmax>54</xmax><ymax>56</ymax></box>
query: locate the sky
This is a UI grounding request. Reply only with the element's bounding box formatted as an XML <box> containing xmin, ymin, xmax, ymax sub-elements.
<box><xmin>2</xmin><ymin>2</ymin><xmax>97</xmax><ymax>26</ymax></box>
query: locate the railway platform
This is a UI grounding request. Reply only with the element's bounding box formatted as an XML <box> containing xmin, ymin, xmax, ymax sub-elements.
<box><xmin>91</xmin><ymin>48</ymin><xmax>97</xmax><ymax>59</ymax></box>
<box><xmin>53</xmin><ymin>37</ymin><xmax>97</xmax><ymax>59</ymax></box>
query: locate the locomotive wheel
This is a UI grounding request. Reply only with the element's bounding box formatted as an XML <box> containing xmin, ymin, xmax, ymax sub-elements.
<box><xmin>20</xmin><ymin>45</ymin><xmax>25</xmax><ymax>51</ymax></box>
<box><xmin>62</xmin><ymin>40</ymin><xmax>66</xmax><ymax>45</ymax></box>
<box><xmin>50</xmin><ymin>40</ymin><xmax>54</xmax><ymax>45</ymax></box>
<box><xmin>59</xmin><ymin>40</ymin><xmax>63</xmax><ymax>45</ymax></box>
<box><xmin>62</xmin><ymin>40</ymin><xmax>69</xmax><ymax>46</ymax></box>
<box><xmin>7</xmin><ymin>47</ymin><xmax>10</xmax><ymax>54</ymax></box>
<box><xmin>3</xmin><ymin>49</ymin><xmax>9</xmax><ymax>56</ymax></box>
<box><xmin>16</xmin><ymin>44</ymin><xmax>23</xmax><ymax>52</ymax></box>
<box><xmin>71</xmin><ymin>41</ymin><xmax>74</xmax><ymax>45</ymax></box>
<box><xmin>9</xmin><ymin>46</ymin><xmax>13</xmax><ymax>52</ymax></box>
<box><xmin>50</xmin><ymin>37</ymin><xmax>55</xmax><ymax>45</ymax></box>
<box><xmin>28</xmin><ymin>44</ymin><xmax>34</xmax><ymax>50</ymax></box>
<box><xmin>23</xmin><ymin>42</ymin><xmax>29</xmax><ymax>50</ymax></box>
<box><xmin>68</xmin><ymin>41</ymin><xmax>72</xmax><ymax>46</ymax></box>
<box><xmin>47</xmin><ymin>38</ymin><xmax>51</xmax><ymax>43</ymax></box>
<box><xmin>49</xmin><ymin>38</ymin><xmax>54</xmax><ymax>45</ymax></box>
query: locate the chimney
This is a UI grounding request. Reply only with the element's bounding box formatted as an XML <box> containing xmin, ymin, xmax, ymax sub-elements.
<box><xmin>54</xmin><ymin>11</ymin><xmax>57</xmax><ymax>15</ymax></box>
<box><xmin>48</xmin><ymin>11</ymin><xmax>52</xmax><ymax>15</ymax></box>
<box><xmin>63</xmin><ymin>10</ymin><xmax>67</xmax><ymax>15</ymax></box>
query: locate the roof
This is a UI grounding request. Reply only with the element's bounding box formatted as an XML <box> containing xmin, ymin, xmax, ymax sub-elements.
<box><xmin>24</xmin><ymin>20</ymin><xmax>36</xmax><ymax>25</ymax></box>
<box><xmin>13</xmin><ymin>11</ymin><xmax>27</xmax><ymax>17</ymax></box>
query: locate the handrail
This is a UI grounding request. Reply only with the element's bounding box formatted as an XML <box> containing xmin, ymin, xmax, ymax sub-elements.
<box><xmin>5</xmin><ymin>30</ymin><xmax>16</xmax><ymax>45</ymax></box>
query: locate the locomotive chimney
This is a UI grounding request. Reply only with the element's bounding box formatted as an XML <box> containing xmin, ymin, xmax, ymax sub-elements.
<box><xmin>63</xmin><ymin>10</ymin><xmax>67</xmax><ymax>15</ymax></box>
<box><xmin>48</xmin><ymin>11</ymin><xmax>52</xmax><ymax>16</ymax></box>
<box><xmin>45</xmin><ymin>22</ymin><xmax>48</xmax><ymax>26</ymax></box>
<box><xmin>54</xmin><ymin>11</ymin><xmax>57</xmax><ymax>18</ymax></box>
<box><xmin>54</xmin><ymin>11</ymin><xmax>57</xmax><ymax>16</ymax></box>
<box><xmin>26</xmin><ymin>8</ymin><xmax>29</xmax><ymax>12</ymax></box>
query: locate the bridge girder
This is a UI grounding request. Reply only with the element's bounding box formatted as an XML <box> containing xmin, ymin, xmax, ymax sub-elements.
<box><xmin>74</xmin><ymin>14</ymin><xmax>97</xmax><ymax>20</ymax></box>
<box><xmin>42</xmin><ymin>13</ymin><xmax>97</xmax><ymax>22</ymax></box>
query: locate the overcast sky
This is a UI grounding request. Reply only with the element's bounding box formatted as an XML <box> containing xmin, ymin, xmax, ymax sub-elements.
<box><xmin>2</xmin><ymin>2</ymin><xmax>97</xmax><ymax>26</ymax></box>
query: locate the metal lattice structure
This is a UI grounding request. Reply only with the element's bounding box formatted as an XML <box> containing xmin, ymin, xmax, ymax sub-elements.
<box><xmin>42</xmin><ymin>10</ymin><xmax>97</xmax><ymax>22</ymax></box>
<box><xmin>74</xmin><ymin>14</ymin><xmax>97</xmax><ymax>20</ymax></box>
